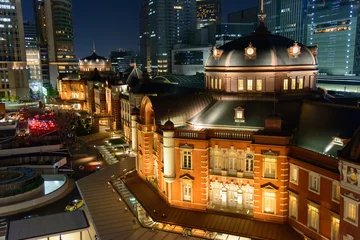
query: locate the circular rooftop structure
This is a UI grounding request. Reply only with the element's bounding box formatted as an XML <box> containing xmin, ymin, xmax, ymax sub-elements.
<box><xmin>163</xmin><ymin>119</ymin><xmax>175</xmax><ymax>131</ymax></box>
<box><xmin>205</xmin><ymin>34</ymin><xmax>317</xmax><ymax>68</ymax></box>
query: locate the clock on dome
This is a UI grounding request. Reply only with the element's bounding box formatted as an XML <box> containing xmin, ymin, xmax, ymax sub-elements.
<box><xmin>244</xmin><ymin>43</ymin><xmax>256</xmax><ymax>60</ymax></box>
<box><xmin>288</xmin><ymin>42</ymin><xmax>301</xmax><ymax>58</ymax></box>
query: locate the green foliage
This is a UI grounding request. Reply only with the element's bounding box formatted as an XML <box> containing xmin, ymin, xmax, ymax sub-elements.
<box><xmin>46</xmin><ymin>84</ymin><xmax>59</xmax><ymax>97</ymax></box>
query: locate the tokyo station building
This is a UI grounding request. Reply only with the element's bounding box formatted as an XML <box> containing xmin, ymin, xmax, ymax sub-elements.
<box><xmin>129</xmin><ymin>18</ymin><xmax>360</xmax><ymax>240</ymax></box>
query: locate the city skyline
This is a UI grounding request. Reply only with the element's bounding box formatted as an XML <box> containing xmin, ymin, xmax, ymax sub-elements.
<box><xmin>22</xmin><ymin>0</ymin><xmax>257</xmax><ymax>58</ymax></box>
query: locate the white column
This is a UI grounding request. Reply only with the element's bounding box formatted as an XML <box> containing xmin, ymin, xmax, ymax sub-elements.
<box><xmin>131</xmin><ymin>115</ymin><xmax>137</xmax><ymax>151</ymax></box>
<box><xmin>163</xmin><ymin>131</ymin><xmax>175</xmax><ymax>183</ymax></box>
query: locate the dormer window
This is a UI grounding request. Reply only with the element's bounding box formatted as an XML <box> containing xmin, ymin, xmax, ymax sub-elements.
<box><xmin>234</xmin><ymin>107</ymin><xmax>245</xmax><ymax>122</ymax></box>
<box><xmin>333</xmin><ymin>137</ymin><xmax>344</xmax><ymax>146</ymax></box>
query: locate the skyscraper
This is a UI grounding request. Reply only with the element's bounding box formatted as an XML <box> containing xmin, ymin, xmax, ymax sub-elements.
<box><xmin>24</xmin><ymin>21</ymin><xmax>42</xmax><ymax>97</ymax></box>
<box><xmin>260</xmin><ymin>0</ymin><xmax>308</xmax><ymax>42</ymax></box>
<box><xmin>139</xmin><ymin>0</ymin><xmax>151</xmax><ymax>72</ymax></box>
<box><xmin>196</xmin><ymin>0</ymin><xmax>221</xmax><ymax>29</ymax></box>
<box><xmin>147</xmin><ymin>0</ymin><xmax>197</xmax><ymax>75</ymax></box>
<box><xmin>0</xmin><ymin>0</ymin><xmax>29</xmax><ymax>100</ymax></box>
<box><xmin>33</xmin><ymin>0</ymin><xmax>76</xmax><ymax>88</ymax></box>
<box><xmin>307</xmin><ymin>0</ymin><xmax>360</xmax><ymax>75</ymax></box>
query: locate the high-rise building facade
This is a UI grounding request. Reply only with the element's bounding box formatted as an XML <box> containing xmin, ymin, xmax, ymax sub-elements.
<box><xmin>24</xmin><ymin>21</ymin><xmax>42</xmax><ymax>97</ymax></box>
<box><xmin>139</xmin><ymin>0</ymin><xmax>151</xmax><ymax>72</ymax></box>
<box><xmin>260</xmin><ymin>0</ymin><xmax>308</xmax><ymax>42</ymax></box>
<box><xmin>110</xmin><ymin>50</ymin><xmax>136</xmax><ymax>74</ymax></box>
<box><xmin>228</xmin><ymin>7</ymin><xmax>258</xmax><ymax>24</ymax></box>
<box><xmin>33</xmin><ymin>0</ymin><xmax>77</xmax><ymax>88</ymax></box>
<box><xmin>147</xmin><ymin>0</ymin><xmax>196</xmax><ymax>75</ymax></box>
<box><xmin>307</xmin><ymin>0</ymin><xmax>360</xmax><ymax>76</ymax></box>
<box><xmin>0</xmin><ymin>0</ymin><xmax>29</xmax><ymax>100</ymax></box>
<box><xmin>196</xmin><ymin>0</ymin><xmax>221</xmax><ymax>29</ymax></box>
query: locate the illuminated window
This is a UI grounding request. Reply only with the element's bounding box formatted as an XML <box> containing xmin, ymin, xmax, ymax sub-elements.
<box><xmin>218</xmin><ymin>78</ymin><xmax>222</xmax><ymax>90</ymax></box>
<box><xmin>263</xmin><ymin>157</ymin><xmax>276</xmax><ymax>178</ymax></box>
<box><xmin>213</xmin><ymin>149</ymin><xmax>223</xmax><ymax>169</ymax></box>
<box><xmin>307</xmin><ymin>203</ymin><xmax>319</xmax><ymax>231</ymax></box>
<box><xmin>291</xmin><ymin>78</ymin><xmax>296</xmax><ymax>90</ymax></box>
<box><xmin>290</xmin><ymin>164</ymin><xmax>299</xmax><ymax>184</ymax></box>
<box><xmin>182</xmin><ymin>150</ymin><xmax>192</xmax><ymax>169</ymax></box>
<box><xmin>309</xmin><ymin>172</ymin><xmax>320</xmax><ymax>194</ymax></box>
<box><xmin>256</xmin><ymin>79</ymin><xmax>262</xmax><ymax>91</ymax></box>
<box><xmin>214</xmin><ymin>78</ymin><xmax>218</xmax><ymax>89</ymax></box>
<box><xmin>289</xmin><ymin>193</ymin><xmax>298</xmax><ymax>219</ymax></box>
<box><xmin>182</xmin><ymin>182</ymin><xmax>192</xmax><ymax>202</ymax></box>
<box><xmin>234</xmin><ymin>107</ymin><xmax>245</xmax><ymax>122</ymax></box>
<box><xmin>344</xmin><ymin>197</ymin><xmax>358</xmax><ymax>226</ymax></box>
<box><xmin>298</xmin><ymin>77</ymin><xmax>304</xmax><ymax>89</ymax></box>
<box><xmin>332</xmin><ymin>181</ymin><xmax>340</xmax><ymax>203</ymax></box>
<box><xmin>238</xmin><ymin>79</ymin><xmax>244</xmax><ymax>91</ymax></box>
<box><xmin>211</xmin><ymin>77</ymin><xmax>214</xmax><ymax>89</ymax></box>
<box><xmin>263</xmin><ymin>191</ymin><xmax>276</xmax><ymax>214</ymax></box>
<box><xmin>283</xmin><ymin>79</ymin><xmax>289</xmax><ymax>90</ymax></box>
<box><xmin>331</xmin><ymin>216</ymin><xmax>339</xmax><ymax>240</ymax></box>
<box><xmin>247</xmin><ymin>79</ymin><xmax>253</xmax><ymax>91</ymax></box>
<box><xmin>58</xmin><ymin>66</ymin><xmax>66</xmax><ymax>70</ymax></box>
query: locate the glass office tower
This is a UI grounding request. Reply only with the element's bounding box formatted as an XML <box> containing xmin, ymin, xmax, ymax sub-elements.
<box><xmin>307</xmin><ymin>0</ymin><xmax>360</xmax><ymax>75</ymax></box>
<box><xmin>196</xmin><ymin>0</ymin><xmax>221</xmax><ymax>29</ymax></box>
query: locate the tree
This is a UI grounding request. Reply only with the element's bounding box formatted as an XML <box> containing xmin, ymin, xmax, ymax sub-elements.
<box><xmin>46</xmin><ymin>84</ymin><xmax>59</xmax><ymax>97</ymax></box>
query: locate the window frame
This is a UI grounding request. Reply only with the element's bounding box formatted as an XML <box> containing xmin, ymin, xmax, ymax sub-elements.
<box><xmin>290</xmin><ymin>164</ymin><xmax>299</xmax><ymax>185</ymax></box>
<box><xmin>262</xmin><ymin>189</ymin><xmax>276</xmax><ymax>214</ymax></box>
<box><xmin>256</xmin><ymin>79</ymin><xmax>262</xmax><ymax>91</ymax></box>
<box><xmin>181</xmin><ymin>179</ymin><xmax>193</xmax><ymax>202</ymax></box>
<box><xmin>298</xmin><ymin>77</ymin><xmax>304</xmax><ymax>89</ymax></box>
<box><xmin>247</xmin><ymin>79</ymin><xmax>253</xmax><ymax>91</ymax></box>
<box><xmin>238</xmin><ymin>79</ymin><xmax>244</xmax><ymax>91</ymax></box>
<box><xmin>344</xmin><ymin>196</ymin><xmax>359</xmax><ymax>226</ymax></box>
<box><xmin>308</xmin><ymin>171</ymin><xmax>320</xmax><ymax>194</ymax></box>
<box><xmin>181</xmin><ymin>149</ymin><xmax>193</xmax><ymax>170</ymax></box>
<box><xmin>289</xmin><ymin>192</ymin><xmax>298</xmax><ymax>220</ymax></box>
<box><xmin>330</xmin><ymin>214</ymin><xmax>339</xmax><ymax>240</ymax></box>
<box><xmin>283</xmin><ymin>79</ymin><xmax>289</xmax><ymax>90</ymax></box>
<box><xmin>307</xmin><ymin>202</ymin><xmax>320</xmax><ymax>232</ymax></box>
<box><xmin>332</xmin><ymin>181</ymin><xmax>340</xmax><ymax>203</ymax></box>
<box><xmin>263</xmin><ymin>157</ymin><xmax>277</xmax><ymax>179</ymax></box>
<box><xmin>291</xmin><ymin>78</ymin><xmax>296</xmax><ymax>90</ymax></box>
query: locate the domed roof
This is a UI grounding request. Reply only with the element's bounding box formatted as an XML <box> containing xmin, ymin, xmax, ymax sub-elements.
<box><xmin>205</xmin><ymin>34</ymin><xmax>317</xmax><ymax>68</ymax></box>
<box><xmin>163</xmin><ymin>119</ymin><xmax>174</xmax><ymax>130</ymax></box>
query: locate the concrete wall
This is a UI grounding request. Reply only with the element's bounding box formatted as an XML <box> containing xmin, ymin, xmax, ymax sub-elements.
<box><xmin>0</xmin><ymin>144</ymin><xmax>62</xmax><ymax>156</ymax></box>
<box><xmin>0</xmin><ymin>183</ymin><xmax>44</xmax><ymax>206</ymax></box>
<box><xmin>0</xmin><ymin>175</ymin><xmax>69</xmax><ymax>217</ymax></box>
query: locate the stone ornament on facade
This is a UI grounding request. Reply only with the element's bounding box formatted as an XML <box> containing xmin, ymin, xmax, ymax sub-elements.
<box><xmin>244</xmin><ymin>42</ymin><xmax>256</xmax><ymax>60</ymax></box>
<box><xmin>211</xmin><ymin>46</ymin><xmax>223</xmax><ymax>61</ymax></box>
<box><xmin>288</xmin><ymin>42</ymin><xmax>301</xmax><ymax>58</ymax></box>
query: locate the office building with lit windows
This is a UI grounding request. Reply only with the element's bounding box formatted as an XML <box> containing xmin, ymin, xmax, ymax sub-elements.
<box><xmin>261</xmin><ymin>0</ymin><xmax>308</xmax><ymax>42</ymax></box>
<box><xmin>307</xmin><ymin>0</ymin><xmax>360</xmax><ymax>76</ymax></box>
<box><xmin>24</xmin><ymin>21</ymin><xmax>43</xmax><ymax>96</ymax></box>
<box><xmin>33</xmin><ymin>0</ymin><xmax>77</xmax><ymax>88</ymax></box>
<box><xmin>0</xmin><ymin>0</ymin><xmax>29</xmax><ymax>100</ymax></box>
<box><xmin>196</xmin><ymin>0</ymin><xmax>221</xmax><ymax>29</ymax></box>
<box><xmin>147</xmin><ymin>0</ymin><xmax>196</xmax><ymax>75</ymax></box>
<box><xmin>139</xmin><ymin>0</ymin><xmax>151</xmax><ymax>72</ymax></box>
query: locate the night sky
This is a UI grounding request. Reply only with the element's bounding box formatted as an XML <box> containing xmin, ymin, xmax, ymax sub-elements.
<box><xmin>22</xmin><ymin>0</ymin><xmax>257</xmax><ymax>59</ymax></box>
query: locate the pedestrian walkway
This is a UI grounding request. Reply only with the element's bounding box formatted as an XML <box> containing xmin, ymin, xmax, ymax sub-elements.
<box><xmin>77</xmin><ymin>161</ymin><xmax>203</xmax><ymax>240</ymax></box>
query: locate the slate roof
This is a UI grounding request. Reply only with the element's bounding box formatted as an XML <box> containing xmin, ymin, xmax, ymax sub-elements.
<box><xmin>152</xmin><ymin>74</ymin><xmax>205</xmax><ymax>87</ymax></box>
<box><xmin>295</xmin><ymin>101</ymin><xmax>360</xmax><ymax>156</ymax></box>
<box><xmin>133</xmin><ymin>82</ymin><xmax>203</xmax><ymax>95</ymax></box>
<box><xmin>189</xmin><ymin>99</ymin><xmax>302</xmax><ymax>130</ymax></box>
<box><xmin>148</xmin><ymin>93</ymin><xmax>214</xmax><ymax>125</ymax></box>
<box><xmin>206</xmin><ymin>34</ymin><xmax>316</xmax><ymax>68</ymax></box>
<box><xmin>7</xmin><ymin>211</ymin><xmax>89</xmax><ymax>240</ymax></box>
<box><xmin>81</xmin><ymin>52</ymin><xmax>107</xmax><ymax>61</ymax></box>
<box><xmin>124</xmin><ymin>171</ymin><xmax>303</xmax><ymax>240</ymax></box>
